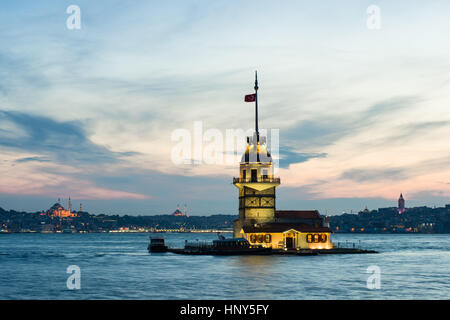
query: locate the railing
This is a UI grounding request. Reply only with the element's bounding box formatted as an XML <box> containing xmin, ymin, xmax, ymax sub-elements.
<box><xmin>233</xmin><ymin>177</ymin><xmax>281</xmax><ymax>184</ymax></box>
<box><xmin>335</xmin><ymin>240</ymin><xmax>362</xmax><ymax>249</ymax></box>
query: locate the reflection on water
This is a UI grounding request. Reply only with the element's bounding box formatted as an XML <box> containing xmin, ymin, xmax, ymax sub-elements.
<box><xmin>229</xmin><ymin>255</ymin><xmax>281</xmax><ymax>277</ymax></box>
<box><xmin>0</xmin><ymin>233</ymin><xmax>449</xmax><ymax>299</ymax></box>
<box><xmin>232</xmin><ymin>255</ymin><xmax>278</xmax><ymax>268</ymax></box>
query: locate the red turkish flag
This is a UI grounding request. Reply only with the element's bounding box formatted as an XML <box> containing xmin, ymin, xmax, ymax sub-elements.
<box><xmin>245</xmin><ymin>94</ymin><xmax>256</xmax><ymax>102</ymax></box>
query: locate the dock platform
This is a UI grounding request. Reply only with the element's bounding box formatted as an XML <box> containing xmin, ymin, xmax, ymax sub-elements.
<box><xmin>165</xmin><ymin>247</ymin><xmax>378</xmax><ymax>255</ymax></box>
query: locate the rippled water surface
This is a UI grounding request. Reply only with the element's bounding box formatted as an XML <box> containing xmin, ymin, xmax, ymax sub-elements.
<box><xmin>0</xmin><ymin>233</ymin><xmax>449</xmax><ymax>299</ymax></box>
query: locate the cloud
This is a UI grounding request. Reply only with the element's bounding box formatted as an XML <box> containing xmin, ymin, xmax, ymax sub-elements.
<box><xmin>362</xmin><ymin>97</ymin><xmax>416</xmax><ymax>120</ymax></box>
<box><xmin>363</xmin><ymin>120</ymin><xmax>450</xmax><ymax>148</ymax></box>
<box><xmin>0</xmin><ymin>52</ymin><xmax>50</xmax><ymax>97</ymax></box>
<box><xmin>279</xmin><ymin>146</ymin><xmax>327</xmax><ymax>168</ymax></box>
<box><xmin>280</xmin><ymin>96</ymin><xmax>420</xmax><ymax>151</ymax></box>
<box><xmin>280</xmin><ymin>120</ymin><xmax>344</xmax><ymax>150</ymax></box>
<box><xmin>14</xmin><ymin>156</ymin><xmax>50</xmax><ymax>163</ymax></box>
<box><xmin>340</xmin><ymin>168</ymin><xmax>407</xmax><ymax>182</ymax></box>
<box><xmin>0</xmin><ymin>110</ymin><xmax>139</xmax><ymax>165</ymax></box>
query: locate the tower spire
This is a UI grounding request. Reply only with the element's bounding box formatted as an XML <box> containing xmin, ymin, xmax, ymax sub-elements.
<box><xmin>254</xmin><ymin>70</ymin><xmax>259</xmax><ymax>142</ymax></box>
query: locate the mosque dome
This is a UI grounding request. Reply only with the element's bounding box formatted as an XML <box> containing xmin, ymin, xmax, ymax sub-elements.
<box><xmin>49</xmin><ymin>203</ymin><xmax>65</xmax><ymax>211</ymax></box>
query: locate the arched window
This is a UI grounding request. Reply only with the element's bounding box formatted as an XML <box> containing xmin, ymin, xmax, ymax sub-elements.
<box><xmin>257</xmin><ymin>234</ymin><xmax>264</xmax><ymax>243</ymax></box>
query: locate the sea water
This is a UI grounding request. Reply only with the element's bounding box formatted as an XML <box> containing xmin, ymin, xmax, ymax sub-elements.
<box><xmin>0</xmin><ymin>233</ymin><xmax>448</xmax><ymax>299</ymax></box>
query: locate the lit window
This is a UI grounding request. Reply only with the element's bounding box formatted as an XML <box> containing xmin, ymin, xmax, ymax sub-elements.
<box><xmin>313</xmin><ymin>234</ymin><xmax>319</xmax><ymax>243</ymax></box>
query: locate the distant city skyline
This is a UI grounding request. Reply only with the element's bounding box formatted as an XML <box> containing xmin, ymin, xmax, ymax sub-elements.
<box><xmin>1</xmin><ymin>1</ymin><xmax>449</xmax><ymax>215</ymax></box>
<box><xmin>1</xmin><ymin>192</ymin><xmax>447</xmax><ymax>217</ymax></box>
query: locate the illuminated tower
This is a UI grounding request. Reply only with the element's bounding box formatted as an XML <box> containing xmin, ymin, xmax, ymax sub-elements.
<box><xmin>398</xmin><ymin>193</ymin><xmax>405</xmax><ymax>214</ymax></box>
<box><xmin>233</xmin><ymin>72</ymin><xmax>280</xmax><ymax>238</ymax></box>
<box><xmin>68</xmin><ymin>197</ymin><xmax>72</xmax><ymax>213</ymax></box>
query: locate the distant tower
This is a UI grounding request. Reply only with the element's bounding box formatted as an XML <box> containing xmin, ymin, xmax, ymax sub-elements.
<box><xmin>58</xmin><ymin>198</ymin><xmax>61</xmax><ymax>205</ymax></box>
<box><xmin>233</xmin><ymin>72</ymin><xmax>280</xmax><ymax>238</ymax></box>
<box><xmin>80</xmin><ymin>203</ymin><xmax>83</xmax><ymax>212</ymax></box>
<box><xmin>398</xmin><ymin>193</ymin><xmax>405</xmax><ymax>214</ymax></box>
<box><xmin>68</xmin><ymin>197</ymin><xmax>72</xmax><ymax>213</ymax></box>
<box><xmin>184</xmin><ymin>204</ymin><xmax>188</xmax><ymax>217</ymax></box>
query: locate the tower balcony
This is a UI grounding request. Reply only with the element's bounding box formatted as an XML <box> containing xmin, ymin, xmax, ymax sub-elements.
<box><xmin>233</xmin><ymin>177</ymin><xmax>280</xmax><ymax>184</ymax></box>
<box><xmin>233</xmin><ymin>177</ymin><xmax>280</xmax><ymax>191</ymax></box>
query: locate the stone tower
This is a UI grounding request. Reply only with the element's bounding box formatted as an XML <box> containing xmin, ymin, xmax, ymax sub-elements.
<box><xmin>233</xmin><ymin>72</ymin><xmax>280</xmax><ymax>238</ymax></box>
<box><xmin>398</xmin><ymin>193</ymin><xmax>405</xmax><ymax>214</ymax></box>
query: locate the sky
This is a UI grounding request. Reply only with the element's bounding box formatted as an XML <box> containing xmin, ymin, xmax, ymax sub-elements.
<box><xmin>0</xmin><ymin>1</ymin><xmax>449</xmax><ymax>215</ymax></box>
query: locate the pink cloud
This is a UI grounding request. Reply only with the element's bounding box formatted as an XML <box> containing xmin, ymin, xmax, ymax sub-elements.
<box><xmin>0</xmin><ymin>161</ymin><xmax>150</xmax><ymax>200</ymax></box>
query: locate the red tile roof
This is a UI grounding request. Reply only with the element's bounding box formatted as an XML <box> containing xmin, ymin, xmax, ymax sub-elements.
<box><xmin>243</xmin><ymin>223</ymin><xmax>331</xmax><ymax>233</ymax></box>
<box><xmin>275</xmin><ymin>210</ymin><xmax>321</xmax><ymax>219</ymax></box>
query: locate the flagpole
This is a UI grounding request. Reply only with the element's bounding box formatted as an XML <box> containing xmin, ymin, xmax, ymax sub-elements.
<box><xmin>254</xmin><ymin>70</ymin><xmax>259</xmax><ymax>142</ymax></box>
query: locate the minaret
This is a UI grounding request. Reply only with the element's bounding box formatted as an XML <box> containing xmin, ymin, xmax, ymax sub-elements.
<box><xmin>68</xmin><ymin>197</ymin><xmax>72</xmax><ymax>213</ymax></box>
<box><xmin>233</xmin><ymin>72</ymin><xmax>280</xmax><ymax>238</ymax></box>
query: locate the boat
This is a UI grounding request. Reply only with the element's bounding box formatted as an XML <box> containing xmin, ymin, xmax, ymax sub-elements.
<box><xmin>170</xmin><ymin>237</ymin><xmax>272</xmax><ymax>255</ymax></box>
<box><xmin>148</xmin><ymin>236</ymin><xmax>168</xmax><ymax>253</ymax></box>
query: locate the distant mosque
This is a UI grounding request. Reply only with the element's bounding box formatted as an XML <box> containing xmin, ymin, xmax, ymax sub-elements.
<box><xmin>233</xmin><ymin>73</ymin><xmax>333</xmax><ymax>250</ymax></box>
<box><xmin>46</xmin><ymin>198</ymin><xmax>78</xmax><ymax>218</ymax></box>
<box><xmin>172</xmin><ymin>204</ymin><xmax>188</xmax><ymax>217</ymax></box>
